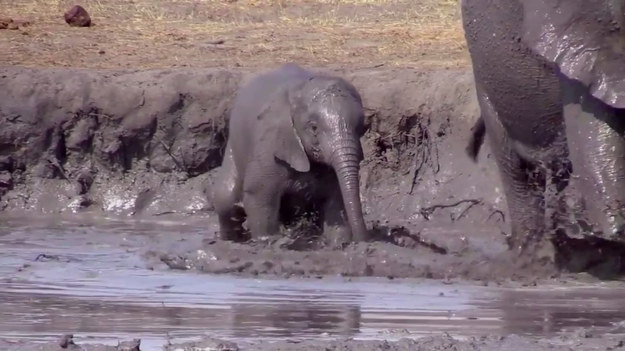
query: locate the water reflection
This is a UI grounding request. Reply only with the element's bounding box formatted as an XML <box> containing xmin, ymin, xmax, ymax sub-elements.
<box><xmin>0</xmin><ymin>289</ymin><xmax>363</xmax><ymax>340</ymax></box>
<box><xmin>493</xmin><ymin>287</ymin><xmax>625</xmax><ymax>336</ymax></box>
<box><xmin>228</xmin><ymin>303</ymin><xmax>361</xmax><ymax>338</ymax></box>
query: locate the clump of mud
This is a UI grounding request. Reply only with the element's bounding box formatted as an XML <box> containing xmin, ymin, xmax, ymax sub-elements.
<box><xmin>150</xmin><ymin>219</ymin><xmax>562</xmax><ymax>283</ymax></box>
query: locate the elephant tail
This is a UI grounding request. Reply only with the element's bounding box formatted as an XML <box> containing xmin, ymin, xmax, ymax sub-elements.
<box><xmin>466</xmin><ymin>117</ymin><xmax>485</xmax><ymax>162</ymax></box>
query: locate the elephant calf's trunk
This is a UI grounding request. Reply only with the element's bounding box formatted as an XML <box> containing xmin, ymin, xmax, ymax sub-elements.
<box><xmin>332</xmin><ymin>145</ymin><xmax>369</xmax><ymax>242</ymax></box>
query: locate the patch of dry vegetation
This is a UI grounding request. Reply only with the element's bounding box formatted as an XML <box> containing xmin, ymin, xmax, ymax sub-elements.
<box><xmin>0</xmin><ymin>0</ymin><xmax>468</xmax><ymax>69</ymax></box>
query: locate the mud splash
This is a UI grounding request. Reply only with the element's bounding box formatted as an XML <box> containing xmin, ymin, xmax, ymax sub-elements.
<box><xmin>2</xmin><ymin>215</ymin><xmax>625</xmax><ymax>350</ymax></box>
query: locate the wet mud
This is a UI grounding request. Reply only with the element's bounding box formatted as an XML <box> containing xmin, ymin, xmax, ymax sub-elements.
<box><xmin>2</xmin><ymin>65</ymin><xmax>625</xmax><ymax>282</ymax></box>
<box><xmin>9</xmin><ymin>333</ymin><xmax>625</xmax><ymax>351</ymax></box>
<box><xmin>3</xmin><ymin>216</ymin><xmax>625</xmax><ymax>350</ymax></box>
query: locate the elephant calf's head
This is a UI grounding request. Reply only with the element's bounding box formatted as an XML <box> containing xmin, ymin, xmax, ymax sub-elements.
<box><xmin>288</xmin><ymin>76</ymin><xmax>366</xmax><ymax>166</ymax></box>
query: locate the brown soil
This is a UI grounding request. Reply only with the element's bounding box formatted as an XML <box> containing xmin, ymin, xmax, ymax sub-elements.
<box><xmin>0</xmin><ymin>0</ymin><xmax>468</xmax><ymax>70</ymax></box>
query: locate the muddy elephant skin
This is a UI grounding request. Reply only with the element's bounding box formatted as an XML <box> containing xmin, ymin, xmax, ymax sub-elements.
<box><xmin>462</xmin><ymin>0</ymin><xmax>625</xmax><ymax>255</ymax></box>
<box><xmin>213</xmin><ymin>63</ymin><xmax>369</xmax><ymax>244</ymax></box>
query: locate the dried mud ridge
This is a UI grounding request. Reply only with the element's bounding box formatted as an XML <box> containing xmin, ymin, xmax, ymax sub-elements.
<box><xmin>5</xmin><ymin>328</ymin><xmax>625</xmax><ymax>351</ymax></box>
<box><xmin>2</xmin><ymin>66</ymin><xmax>625</xmax><ymax>282</ymax></box>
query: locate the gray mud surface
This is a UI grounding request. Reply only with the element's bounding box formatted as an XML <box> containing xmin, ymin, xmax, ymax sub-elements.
<box><xmin>2</xmin><ymin>65</ymin><xmax>617</xmax><ymax>282</ymax></box>
<box><xmin>166</xmin><ymin>333</ymin><xmax>625</xmax><ymax>351</ymax></box>
<box><xmin>2</xmin><ymin>66</ymin><xmax>625</xmax><ymax>350</ymax></box>
<box><xmin>0</xmin><ymin>65</ymin><xmax>526</xmax><ymax>281</ymax></box>
<box><xmin>5</xmin><ymin>333</ymin><xmax>625</xmax><ymax>351</ymax></box>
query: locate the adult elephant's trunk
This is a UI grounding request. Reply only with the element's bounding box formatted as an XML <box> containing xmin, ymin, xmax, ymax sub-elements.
<box><xmin>562</xmin><ymin>76</ymin><xmax>625</xmax><ymax>240</ymax></box>
<box><xmin>331</xmin><ymin>141</ymin><xmax>369</xmax><ymax>242</ymax></box>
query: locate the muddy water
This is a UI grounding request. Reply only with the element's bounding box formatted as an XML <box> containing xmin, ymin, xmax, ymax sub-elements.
<box><xmin>1</xmin><ymin>215</ymin><xmax>625</xmax><ymax>350</ymax></box>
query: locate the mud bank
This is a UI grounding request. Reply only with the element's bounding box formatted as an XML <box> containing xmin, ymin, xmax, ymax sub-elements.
<box><xmin>0</xmin><ymin>66</ymin><xmax>488</xmax><ymax>215</ymax></box>
<box><xmin>4</xmin><ymin>330</ymin><xmax>625</xmax><ymax>351</ymax></box>
<box><xmin>0</xmin><ymin>65</ymin><xmax>587</xmax><ymax>281</ymax></box>
<box><xmin>167</xmin><ymin>331</ymin><xmax>625</xmax><ymax>351</ymax></box>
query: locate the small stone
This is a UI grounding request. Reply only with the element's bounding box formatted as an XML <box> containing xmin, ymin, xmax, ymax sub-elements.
<box><xmin>13</xmin><ymin>19</ymin><xmax>31</xmax><ymax>27</ymax></box>
<box><xmin>64</xmin><ymin>5</ymin><xmax>91</xmax><ymax>27</ymax></box>
<box><xmin>74</xmin><ymin>168</ymin><xmax>95</xmax><ymax>194</ymax></box>
<box><xmin>118</xmin><ymin>338</ymin><xmax>141</xmax><ymax>351</ymax></box>
<box><xmin>59</xmin><ymin>334</ymin><xmax>75</xmax><ymax>348</ymax></box>
<box><xmin>0</xmin><ymin>18</ymin><xmax>12</xmax><ymax>29</ymax></box>
<box><xmin>0</xmin><ymin>172</ymin><xmax>12</xmax><ymax>189</ymax></box>
<box><xmin>0</xmin><ymin>155</ymin><xmax>13</xmax><ymax>172</ymax></box>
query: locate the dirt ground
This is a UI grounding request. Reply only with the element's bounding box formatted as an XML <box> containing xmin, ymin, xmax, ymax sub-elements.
<box><xmin>0</xmin><ymin>0</ymin><xmax>468</xmax><ymax>70</ymax></box>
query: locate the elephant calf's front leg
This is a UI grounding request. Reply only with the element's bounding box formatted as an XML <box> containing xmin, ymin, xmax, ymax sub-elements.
<box><xmin>242</xmin><ymin>176</ymin><xmax>284</xmax><ymax>239</ymax></box>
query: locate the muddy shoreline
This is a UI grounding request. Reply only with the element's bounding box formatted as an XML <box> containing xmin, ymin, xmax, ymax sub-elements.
<box><xmin>0</xmin><ymin>65</ymin><xmax>619</xmax><ymax>284</ymax></box>
<box><xmin>4</xmin><ymin>330</ymin><xmax>625</xmax><ymax>351</ymax></box>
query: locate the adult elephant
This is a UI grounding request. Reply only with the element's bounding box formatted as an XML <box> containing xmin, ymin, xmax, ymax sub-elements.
<box><xmin>463</xmin><ymin>0</ymin><xmax>625</xmax><ymax>258</ymax></box>
<box><xmin>213</xmin><ymin>63</ymin><xmax>369</xmax><ymax>244</ymax></box>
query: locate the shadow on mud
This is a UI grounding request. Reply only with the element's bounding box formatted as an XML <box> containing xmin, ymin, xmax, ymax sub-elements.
<box><xmin>553</xmin><ymin>230</ymin><xmax>625</xmax><ymax>280</ymax></box>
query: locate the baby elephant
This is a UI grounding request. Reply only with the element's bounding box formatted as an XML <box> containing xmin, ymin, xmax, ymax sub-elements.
<box><xmin>214</xmin><ymin>63</ymin><xmax>369</xmax><ymax>244</ymax></box>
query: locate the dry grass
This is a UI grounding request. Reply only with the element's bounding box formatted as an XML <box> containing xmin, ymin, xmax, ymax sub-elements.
<box><xmin>0</xmin><ymin>0</ymin><xmax>469</xmax><ymax>69</ymax></box>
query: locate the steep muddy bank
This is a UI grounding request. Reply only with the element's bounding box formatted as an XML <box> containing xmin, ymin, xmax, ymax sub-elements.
<box><xmin>1</xmin><ymin>65</ymin><xmax>609</xmax><ymax>282</ymax></box>
<box><xmin>0</xmin><ymin>66</ymin><xmax>488</xmax><ymax>217</ymax></box>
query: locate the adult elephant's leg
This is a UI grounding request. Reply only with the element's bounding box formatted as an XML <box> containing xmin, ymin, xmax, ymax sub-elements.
<box><xmin>214</xmin><ymin>145</ymin><xmax>247</xmax><ymax>241</ymax></box>
<box><xmin>477</xmin><ymin>86</ymin><xmax>550</xmax><ymax>257</ymax></box>
<box><xmin>561</xmin><ymin>77</ymin><xmax>625</xmax><ymax>240</ymax></box>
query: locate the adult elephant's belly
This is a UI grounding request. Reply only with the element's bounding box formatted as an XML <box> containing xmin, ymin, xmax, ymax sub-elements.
<box><xmin>462</xmin><ymin>0</ymin><xmax>564</xmax><ymax>149</ymax></box>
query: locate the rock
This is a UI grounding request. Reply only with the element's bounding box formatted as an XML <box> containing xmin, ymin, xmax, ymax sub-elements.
<box><xmin>0</xmin><ymin>18</ymin><xmax>12</xmax><ymax>29</ymax></box>
<box><xmin>13</xmin><ymin>19</ymin><xmax>31</xmax><ymax>27</ymax></box>
<box><xmin>0</xmin><ymin>18</ymin><xmax>32</xmax><ymax>30</ymax></box>
<box><xmin>0</xmin><ymin>155</ymin><xmax>14</xmax><ymax>172</ymax></box>
<box><xmin>117</xmin><ymin>338</ymin><xmax>141</xmax><ymax>351</ymax></box>
<box><xmin>64</xmin><ymin>5</ymin><xmax>91</xmax><ymax>27</ymax></box>
<box><xmin>59</xmin><ymin>334</ymin><xmax>77</xmax><ymax>349</ymax></box>
<box><xmin>0</xmin><ymin>172</ymin><xmax>13</xmax><ymax>189</ymax></box>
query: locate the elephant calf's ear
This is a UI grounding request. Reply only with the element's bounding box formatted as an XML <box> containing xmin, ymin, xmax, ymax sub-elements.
<box><xmin>274</xmin><ymin>120</ymin><xmax>311</xmax><ymax>173</ymax></box>
<box><xmin>266</xmin><ymin>90</ymin><xmax>311</xmax><ymax>173</ymax></box>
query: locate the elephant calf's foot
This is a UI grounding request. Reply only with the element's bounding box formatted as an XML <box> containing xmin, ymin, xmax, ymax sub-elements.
<box><xmin>217</xmin><ymin>205</ymin><xmax>249</xmax><ymax>242</ymax></box>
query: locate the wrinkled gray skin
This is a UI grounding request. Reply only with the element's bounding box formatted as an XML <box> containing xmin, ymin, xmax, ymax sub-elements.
<box><xmin>214</xmin><ymin>63</ymin><xmax>369</xmax><ymax>244</ymax></box>
<box><xmin>463</xmin><ymin>0</ymin><xmax>625</xmax><ymax>255</ymax></box>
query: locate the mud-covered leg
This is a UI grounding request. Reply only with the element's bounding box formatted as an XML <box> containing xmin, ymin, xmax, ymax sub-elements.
<box><xmin>322</xmin><ymin>182</ymin><xmax>353</xmax><ymax>247</ymax></box>
<box><xmin>241</xmin><ymin>165</ymin><xmax>285</xmax><ymax>239</ymax></box>
<box><xmin>544</xmin><ymin>157</ymin><xmax>572</xmax><ymax>235</ymax></box>
<box><xmin>243</xmin><ymin>193</ymin><xmax>282</xmax><ymax>239</ymax></box>
<box><xmin>214</xmin><ymin>145</ymin><xmax>247</xmax><ymax>241</ymax></box>
<box><xmin>477</xmin><ymin>88</ymin><xmax>551</xmax><ymax>258</ymax></box>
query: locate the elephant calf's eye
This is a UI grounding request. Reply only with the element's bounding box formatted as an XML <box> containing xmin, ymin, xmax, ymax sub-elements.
<box><xmin>310</xmin><ymin>124</ymin><xmax>318</xmax><ymax>134</ymax></box>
